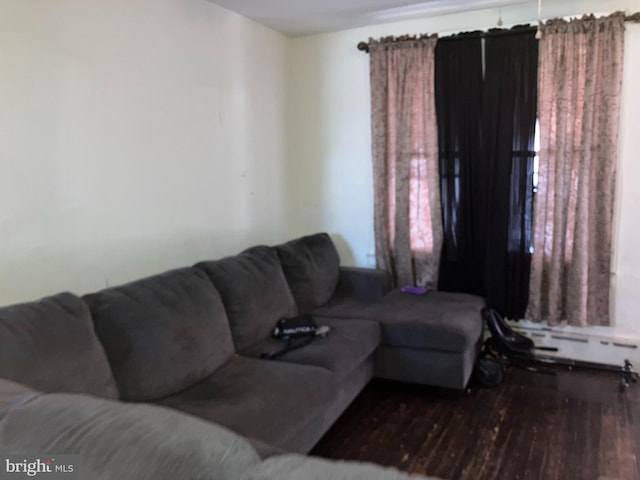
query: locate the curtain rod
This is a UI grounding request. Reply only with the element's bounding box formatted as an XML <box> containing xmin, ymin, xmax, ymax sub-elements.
<box><xmin>357</xmin><ymin>11</ymin><xmax>640</xmax><ymax>53</ymax></box>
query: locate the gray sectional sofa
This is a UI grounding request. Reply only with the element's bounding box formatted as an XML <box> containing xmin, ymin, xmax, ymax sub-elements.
<box><xmin>0</xmin><ymin>378</ymin><xmax>435</xmax><ymax>480</ymax></box>
<box><xmin>0</xmin><ymin>233</ymin><xmax>484</xmax><ymax>479</ymax></box>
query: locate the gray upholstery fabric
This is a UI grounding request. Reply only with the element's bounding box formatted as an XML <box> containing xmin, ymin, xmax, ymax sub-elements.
<box><xmin>322</xmin><ymin>357</ymin><xmax>374</xmax><ymax>433</ymax></box>
<box><xmin>0</xmin><ymin>293</ymin><xmax>118</xmax><ymax>398</ymax></box>
<box><xmin>195</xmin><ymin>246</ymin><xmax>298</xmax><ymax>351</ymax></box>
<box><xmin>240</xmin><ymin>454</ymin><xmax>440</xmax><ymax>480</ymax></box>
<box><xmin>240</xmin><ymin>318</ymin><xmax>380</xmax><ymax>381</ymax></box>
<box><xmin>363</xmin><ymin>290</ymin><xmax>484</xmax><ymax>353</ymax></box>
<box><xmin>156</xmin><ymin>356</ymin><xmax>332</xmax><ymax>452</ymax></box>
<box><xmin>312</xmin><ymin>267</ymin><xmax>392</xmax><ymax>318</ymax></box>
<box><xmin>312</xmin><ymin>296</ymin><xmax>375</xmax><ymax>320</ymax></box>
<box><xmin>0</xmin><ymin>392</ymin><xmax>260</xmax><ymax>480</ymax></box>
<box><xmin>275</xmin><ymin>233</ymin><xmax>340</xmax><ymax>313</ymax></box>
<box><xmin>0</xmin><ymin>379</ymin><xmax>39</xmax><ymax>421</ymax></box>
<box><xmin>246</xmin><ymin>437</ymin><xmax>288</xmax><ymax>459</ymax></box>
<box><xmin>374</xmin><ymin>340</ymin><xmax>482</xmax><ymax>390</ymax></box>
<box><xmin>84</xmin><ymin>268</ymin><xmax>234</xmax><ymax>402</ymax></box>
<box><xmin>333</xmin><ymin>267</ymin><xmax>392</xmax><ymax>302</ymax></box>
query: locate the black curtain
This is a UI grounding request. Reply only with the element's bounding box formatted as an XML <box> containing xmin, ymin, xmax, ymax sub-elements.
<box><xmin>483</xmin><ymin>29</ymin><xmax>538</xmax><ymax>319</ymax></box>
<box><xmin>435</xmin><ymin>28</ymin><xmax>538</xmax><ymax>319</ymax></box>
<box><xmin>434</xmin><ymin>34</ymin><xmax>485</xmax><ymax>296</ymax></box>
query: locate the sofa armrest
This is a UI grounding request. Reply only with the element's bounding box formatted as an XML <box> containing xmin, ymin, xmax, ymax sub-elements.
<box><xmin>334</xmin><ymin>267</ymin><xmax>392</xmax><ymax>302</ymax></box>
<box><xmin>0</xmin><ymin>378</ymin><xmax>40</xmax><ymax>420</ymax></box>
<box><xmin>246</xmin><ymin>437</ymin><xmax>288</xmax><ymax>459</ymax></box>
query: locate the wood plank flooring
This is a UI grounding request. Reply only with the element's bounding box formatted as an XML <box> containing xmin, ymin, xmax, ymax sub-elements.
<box><xmin>311</xmin><ymin>366</ymin><xmax>640</xmax><ymax>480</ymax></box>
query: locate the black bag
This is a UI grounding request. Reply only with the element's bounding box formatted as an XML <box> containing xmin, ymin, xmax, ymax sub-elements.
<box><xmin>261</xmin><ymin>315</ymin><xmax>322</xmax><ymax>360</ymax></box>
<box><xmin>473</xmin><ymin>357</ymin><xmax>505</xmax><ymax>387</ymax></box>
<box><xmin>272</xmin><ymin>314</ymin><xmax>317</xmax><ymax>339</ymax></box>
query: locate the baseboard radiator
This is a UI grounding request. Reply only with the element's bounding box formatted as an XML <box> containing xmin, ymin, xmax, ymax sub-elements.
<box><xmin>484</xmin><ymin>321</ymin><xmax>640</xmax><ymax>369</ymax></box>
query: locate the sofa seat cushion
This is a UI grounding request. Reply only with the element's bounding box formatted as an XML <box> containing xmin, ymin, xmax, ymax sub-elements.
<box><xmin>275</xmin><ymin>233</ymin><xmax>340</xmax><ymax>313</ymax></box>
<box><xmin>240</xmin><ymin>318</ymin><xmax>380</xmax><ymax>381</ymax></box>
<box><xmin>240</xmin><ymin>454</ymin><xmax>443</xmax><ymax>480</ymax></box>
<box><xmin>0</xmin><ymin>392</ymin><xmax>260</xmax><ymax>480</ymax></box>
<box><xmin>156</xmin><ymin>356</ymin><xmax>333</xmax><ymax>452</ymax></box>
<box><xmin>195</xmin><ymin>246</ymin><xmax>298</xmax><ymax>351</ymax></box>
<box><xmin>0</xmin><ymin>293</ymin><xmax>118</xmax><ymax>398</ymax></box>
<box><xmin>361</xmin><ymin>290</ymin><xmax>485</xmax><ymax>354</ymax></box>
<box><xmin>84</xmin><ymin>268</ymin><xmax>235</xmax><ymax>402</ymax></box>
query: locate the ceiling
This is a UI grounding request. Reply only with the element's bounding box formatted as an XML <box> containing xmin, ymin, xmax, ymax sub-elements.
<box><xmin>207</xmin><ymin>0</ymin><xmax>532</xmax><ymax>37</ymax></box>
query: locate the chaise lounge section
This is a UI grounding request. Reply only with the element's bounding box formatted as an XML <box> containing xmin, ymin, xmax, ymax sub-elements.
<box><xmin>276</xmin><ymin>233</ymin><xmax>485</xmax><ymax>390</ymax></box>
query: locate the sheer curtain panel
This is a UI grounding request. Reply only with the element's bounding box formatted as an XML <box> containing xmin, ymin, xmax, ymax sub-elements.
<box><xmin>528</xmin><ymin>13</ymin><xmax>626</xmax><ymax>326</ymax></box>
<box><xmin>369</xmin><ymin>37</ymin><xmax>442</xmax><ymax>287</ymax></box>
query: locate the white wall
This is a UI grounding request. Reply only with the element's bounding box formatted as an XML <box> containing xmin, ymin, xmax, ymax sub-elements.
<box><xmin>286</xmin><ymin>0</ymin><xmax>640</xmax><ymax>338</ymax></box>
<box><xmin>0</xmin><ymin>0</ymin><xmax>289</xmax><ymax>303</ymax></box>
<box><xmin>2</xmin><ymin>0</ymin><xmax>638</xmax><ymax>339</ymax></box>
<box><xmin>611</xmin><ymin>22</ymin><xmax>640</xmax><ymax>338</ymax></box>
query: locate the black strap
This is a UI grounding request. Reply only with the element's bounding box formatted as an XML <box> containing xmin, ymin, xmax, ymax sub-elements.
<box><xmin>260</xmin><ymin>336</ymin><xmax>315</xmax><ymax>360</ymax></box>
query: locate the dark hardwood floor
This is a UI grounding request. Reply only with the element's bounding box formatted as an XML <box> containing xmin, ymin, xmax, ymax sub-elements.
<box><xmin>311</xmin><ymin>366</ymin><xmax>640</xmax><ymax>480</ymax></box>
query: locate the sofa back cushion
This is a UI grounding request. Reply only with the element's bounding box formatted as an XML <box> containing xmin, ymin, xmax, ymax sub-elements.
<box><xmin>0</xmin><ymin>392</ymin><xmax>260</xmax><ymax>480</ymax></box>
<box><xmin>0</xmin><ymin>293</ymin><xmax>118</xmax><ymax>399</ymax></box>
<box><xmin>275</xmin><ymin>233</ymin><xmax>340</xmax><ymax>313</ymax></box>
<box><xmin>83</xmin><ymin>268</ymin><xmax>234</xmax><ymax>402</ymax></box>
<box><xmin>195</xmin><ymin>246</ymin><xmax>298</xmax><ymax>351</ymax></box>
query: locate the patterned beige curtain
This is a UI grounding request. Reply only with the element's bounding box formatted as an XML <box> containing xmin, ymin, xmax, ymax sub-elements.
<box><xmin>528</xmin><ymin>13</ymin><xmax>626</xmax><ymax>326</ymax></box>
<box><xmin>369</xmin><ymin>37</ymin><xmax>442</xmax><ymax>288</ymax></box>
